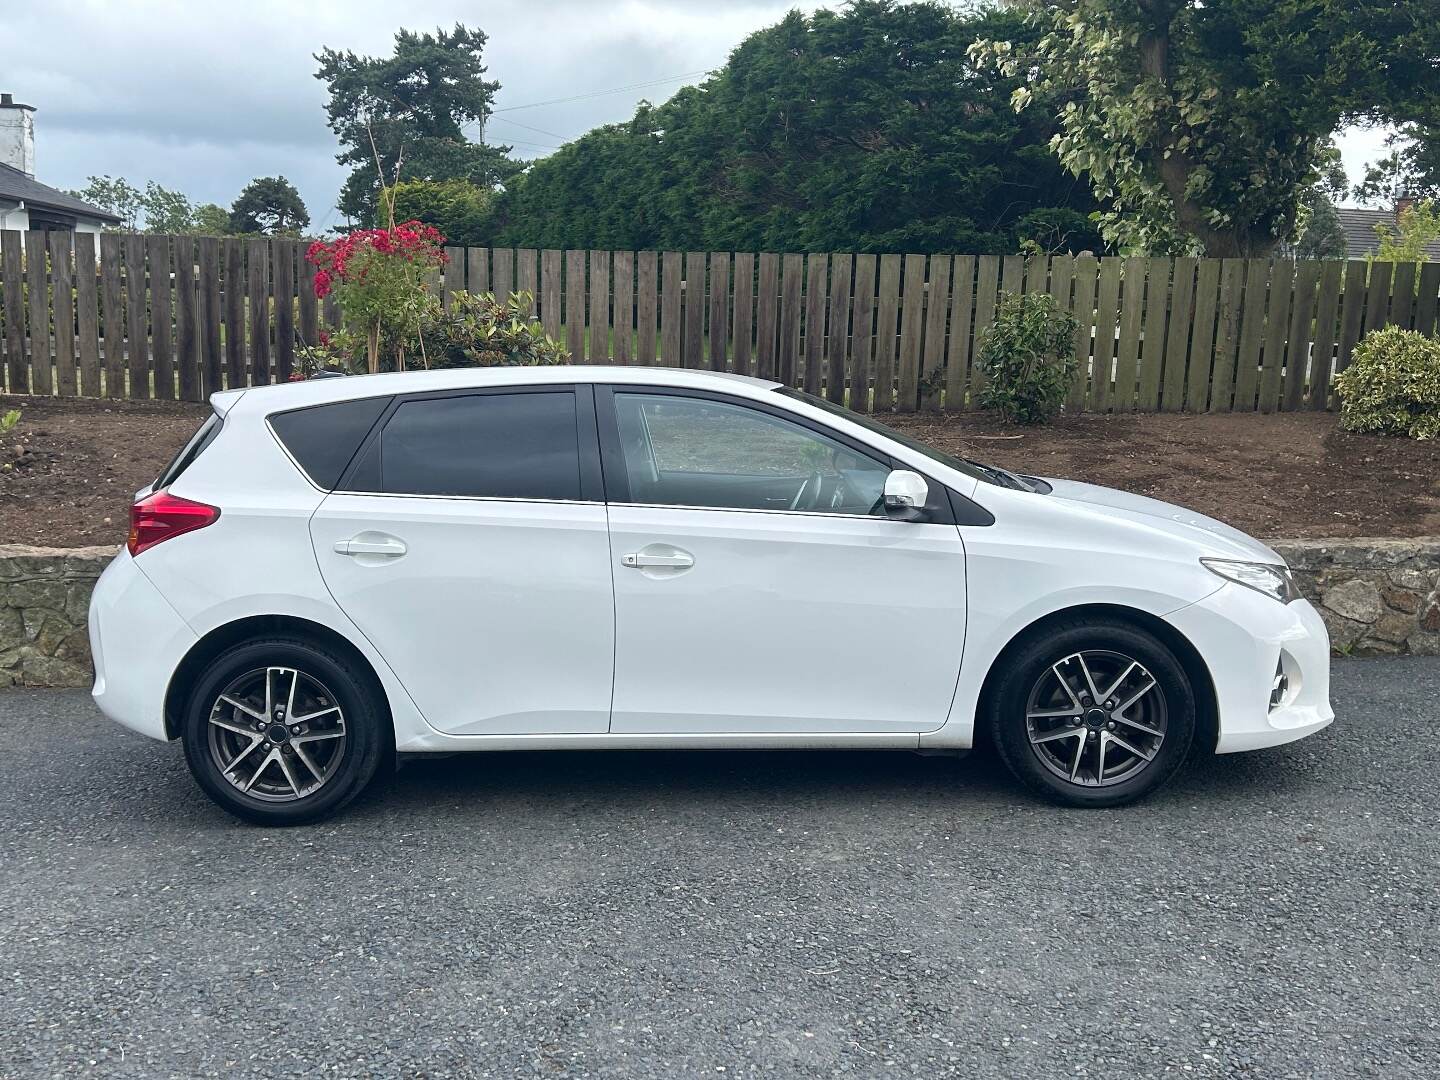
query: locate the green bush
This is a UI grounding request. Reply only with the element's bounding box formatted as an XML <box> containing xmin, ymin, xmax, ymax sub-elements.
<box><xmin>296</xmin><ymin>290</ymin><xmax>568</xmax><ymax>377</ymax></box>
<box><xmin>975</xmin><ymin>291</ymin><xmax>1077</xmax><ymax>424</ymax></box>
<box><xmin>417</xmin><ymin>291</ymin><xmax>569</xmax><ymax>369</ymax></box>
<box><xmin>1333</xmin><ymin>326</ymin><xmax>1440</xmax><ymax>440</ymax></box>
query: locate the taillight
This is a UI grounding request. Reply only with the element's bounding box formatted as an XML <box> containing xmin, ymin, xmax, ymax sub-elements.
<box><xmin>128</xmin><ymin>491</ymin><xmax>220</xmax><ymax>557</ymax></box>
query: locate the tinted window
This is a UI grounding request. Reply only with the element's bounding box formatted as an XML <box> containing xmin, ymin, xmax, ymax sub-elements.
<box><xmin>377</xmin><ymin>391</ymin><xmax>581</xmax><ymax>500</ymax></box>
<box><xmin>157</xmin><ymin>413</ymin><xmax>221</xmax><ymax>488</ymax></box>
<box><xmin>270</xmin><ymin>396</ymin><xmax>391</xmax><ymax>489</ymax></box>
<box><xmin>612</xmin><ymin>393</ymin><xmax>889</xmax><ymax>515</ymax></box>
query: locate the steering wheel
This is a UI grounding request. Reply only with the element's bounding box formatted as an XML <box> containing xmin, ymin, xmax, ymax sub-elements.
<box><xmin>790</xmin><ymin>471</ymin><xmax>825</xmax><ymax>511</ymax></box>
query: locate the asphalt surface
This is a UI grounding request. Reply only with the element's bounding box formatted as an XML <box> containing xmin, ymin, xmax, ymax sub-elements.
<box><xmin>1</xmin><ymin>658</ymin><xmax>1437</xmax><ymax>1079</ymax></box>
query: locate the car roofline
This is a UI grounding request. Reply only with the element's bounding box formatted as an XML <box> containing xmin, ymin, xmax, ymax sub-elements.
<box><xmin>217</xmin><ymin>366</ymin><xmax>783</xmax><ymax>416</ymax></box>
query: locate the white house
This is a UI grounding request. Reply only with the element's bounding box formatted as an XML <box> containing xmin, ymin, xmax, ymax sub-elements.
<box><xmin>0</xmin><ymin>92</ymin><xmax>120</xmax><ymax>235</ymax></box>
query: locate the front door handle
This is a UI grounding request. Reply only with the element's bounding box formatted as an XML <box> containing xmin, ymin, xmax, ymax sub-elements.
<box><xmin>622</xmin><ymin>550</ymin><xmax>694</xmax><ymax>569</ymax></box>
<box><xmin>334</xmin><ymin>536</ymin><xmax>407</xmax><ymax>558</ymax></box>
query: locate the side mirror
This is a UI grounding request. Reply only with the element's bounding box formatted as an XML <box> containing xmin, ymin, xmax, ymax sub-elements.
<box><xmin>883</xmin><ymin>469</ymin><xmax>929</xmax><ymax>520</ymax></box>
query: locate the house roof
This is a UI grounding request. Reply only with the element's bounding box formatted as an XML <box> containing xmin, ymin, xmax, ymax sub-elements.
<box><xmin>1336</xmin><ymin>206</ymin><xmax>1440</xmax><ymax>262</ymax></box>
<box><xmin>0</xmin><ymin>162</ymin><xmax>122</xmax><ymax>224</ymax></box>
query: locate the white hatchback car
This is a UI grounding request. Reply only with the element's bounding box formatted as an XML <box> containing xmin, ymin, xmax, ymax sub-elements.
<box><xmin>89</xmin><ymin>366</ymin><xmax>1333</xmax><ymax>823</ymax></box>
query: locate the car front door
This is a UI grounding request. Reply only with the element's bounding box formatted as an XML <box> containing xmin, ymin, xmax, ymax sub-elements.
<box><xmin>598</xmin><ymin>386</ymin><xmax>968</xmax><ymax>735</ymax></box>
<box><xmin>309</xmin><ymin>385</ymin><xmax>614</xmax><ymax>736</ymax></box>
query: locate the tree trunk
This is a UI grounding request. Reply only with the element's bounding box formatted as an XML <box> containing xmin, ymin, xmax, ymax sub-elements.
<box><xmin>1137</xmin><ymin>7</ymin><xmax>1279</xmax><ymax>259</ymax></box>
<box><xmin>366</xmin><ymin>320</ymin><xmax>380</xmax><ymax>374</ymax></box>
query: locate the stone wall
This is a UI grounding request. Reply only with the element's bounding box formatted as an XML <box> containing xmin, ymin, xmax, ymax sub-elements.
<box><xmin>0</xmin><ymin>539</ymin><xmax>1436</xmax><ymax>689</ymax></box>
<box><xmin>0</xmin><ymin>545</ymin><xmax>115</xmax><ymax>688</ymax></box>
<box><xmin>1272</xmin><ymin>538</ymin><xmax>1440</xmax><ymax>657</ymax></box>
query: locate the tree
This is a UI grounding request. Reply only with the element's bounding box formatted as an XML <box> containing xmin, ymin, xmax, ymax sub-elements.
<box><xmin>315</xmin><ymin>24</ymin><xmax>522</xmax><ymax>223</ymax></box>
<box><xmin>67</xmin><ymin>175</ymin><xmax>142</xmax><ymax>230</ymax></box>
<box><xmin>386</xmin><ymin>179</ymin><xmax>493</xmax><ymax>246</ymax></box>
<box><xmin>974</xmin><ymin>0</ymin><xmax>1440</xmax><ymax>256</ymax></box>
<box><xmin>491</xmin><ymin>2</ymin><xmax>1097</xmax><ymax>254</ymax></box>
<box><xmin>229</xmin><ymin>176</ymin><xmax>310</xmax><ymax>235</ymax></box>
<box><xmin>190</xmin><ymin>203</ymin><xmax>232</xmax><ymax>236</ymax></box>
<box><xmin>67</xmin><ymin>176</ymin><xmax>208</xmax><ymax>232</ymax></box>
<box><xmin>1374</xmin><ymin>198</ymin><xmax>1440</xmax><ymax>265</ymax></box>
<box><xmin>140</xmin><ymin>181</ymin><xmax>195</xmax><ymax>234</ymax></box>
<box><xmin>1355</xmin><ymin>121</ymin><xmax>1440</xmax><ymax>206</ymax></box>
<box><xmin>1293</xmin><ymin>144</ymin><xmax>1348</xmax><ymax>260</ymax></box>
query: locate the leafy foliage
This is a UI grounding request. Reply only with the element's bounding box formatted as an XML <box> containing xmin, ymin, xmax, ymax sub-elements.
<box><xmin>976</xmin><ymin>292</ymin><xmax>1077</xmax><ymax>425</ymax></box>
<box><xmin>229</xmin><ymin>176</ymin><xmax>310</xmax><ymax>235</ymax></box>
<box><xmin>492</xmin><ymin>2</ymin><xmax>1096</xmax><ymax>254</ymax></box>
<box><xmin>306</xmin><ymin>222</ymin><xmax>447</xmax><ymax>372</ymax></box>
<box><xmin>1374</xmin><ymin>198</ymin><xmax>1440</xmax><ymax>266</ymax></box>
<box><xmin>0</xmin><ymin>409</ymin><xmax>20</xmax><ymax>436</ymax></box>
<box><xmin>297</xmin><ymin>291</ymin><xmax>566</xmax><ymax>377</ymax></box>
<box><xmin>1334</xmin><ymin>326</ymin><xmax>1440</xmax><ymax>440</ymax></box>
<box><xmin>190</xmin><ymin>203</ymin><xmax>233</xmax><ymax>236</ymax></box>
<box><xmin>315</xmin><ymin>25</ymin><xmax>522</xmax><ymax>223</ymax></box>
<box><xmin>66</xmin><ymin>176</ymin><xmax>201</xmax><ymax>232</ymax></box>
<box><xmin>1292</xmin><ymin>144</ymin><xmax>1349</xmax><ymax>260</ymax></box>
<box><xmin>418</xmin><ymin>291</ymin><xmax>568</xmax><ymax>369</ymax></box>
<box><xmin>387</xmin><ymin>179</ymin><xmax>492</xmax><ymax>246</ymax></box>
<box><xmin>974</xmin><ymin>0</ymin><xmax>1440</xmax><ymax>256</ymax></box>
<box><xmin>1355</xmin><ymin>121</ymin><xmax>1440</xmax><ymax>205</ymax></box>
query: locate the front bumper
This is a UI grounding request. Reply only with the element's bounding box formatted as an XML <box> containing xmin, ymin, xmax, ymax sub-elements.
<box><xmin>1165</xmin><ymin>584</ymin><xmax>1334</xmax><ymax>753</ymax></box>
<box><xmin>89</xmin><ymin>549</ymin><xmax>198</xmax><ymax>742</ymax></box>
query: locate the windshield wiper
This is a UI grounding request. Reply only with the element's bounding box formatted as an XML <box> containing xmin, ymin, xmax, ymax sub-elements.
<box><xmin>964</xmin><ymin>458</ymin><xmax>1034</xmax><ymax>492</ymax></box>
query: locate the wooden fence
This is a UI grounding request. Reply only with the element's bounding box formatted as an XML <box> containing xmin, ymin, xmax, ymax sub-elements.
<box><xmin>2</xmin><ymin>229</ymin><xmax>1438</xmax><ymax>412</ymax></box>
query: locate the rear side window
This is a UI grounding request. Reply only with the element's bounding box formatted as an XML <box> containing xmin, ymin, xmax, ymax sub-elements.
<box><xmin>362</xmin><ymin>391</ymin><xmax>581</xmax><ymax>500</ymax></box>
<box><xmin>157</xmin><ymin>413</ymin><xmax>221</xmax><ymax>489</ymax></box>
<box><xmin>270</xmin><ymin>396</ymin><xmax>391</xmax><ymax>490</ymax></box>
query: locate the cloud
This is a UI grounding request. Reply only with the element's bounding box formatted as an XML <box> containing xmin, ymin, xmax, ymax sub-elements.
<box><xmin>9</xmin><ymin>0</ymin><xmax>820</xmax><ymax>226</ymax></box>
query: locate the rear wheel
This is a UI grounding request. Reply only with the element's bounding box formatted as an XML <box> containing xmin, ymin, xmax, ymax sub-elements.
<box><xmin>181</xmin><ymin>637</ymin><xmax>388</xmax><ymax>825</ymax></box>
<box><xmin>987</xmin><ymin>620</ymin><xmax>1195</xmax><ymax>807</ymax></box>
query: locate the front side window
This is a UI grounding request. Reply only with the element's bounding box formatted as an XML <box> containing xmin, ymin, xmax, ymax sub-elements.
<box><xmin>370</xmin><ymin>391</ymin><xmax>581</xmax><ymax>500</ymax></box>
<box><xmin>612</xmin><ymin>393</ymin><xmax>890</xmax><ymax>515</ymax></box>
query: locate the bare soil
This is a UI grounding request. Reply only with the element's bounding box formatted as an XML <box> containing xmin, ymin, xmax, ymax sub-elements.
<box><xmin>0</xmin><ymin>395</ymin><xmax>1436</xmax><ymax>547</ymax></box>
<box><xmin>0</xmin><ymin>395</ymin><xmax>209</xmax><ymax>547</ymax></box>
<box><xmin>885</xmin><ymin>410</ymin><xmax>1440</xmax><ymax>540</ymax></box>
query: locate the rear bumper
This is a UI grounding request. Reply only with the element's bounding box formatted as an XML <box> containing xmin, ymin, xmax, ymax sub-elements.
<box><xmin>1165</xmin><ymin>585</ymin><xmax>1334</xmax><ymax>754</ymax></box>
<box><xmin>88</xmin><ymin>549</ymin><xmax>197</xmax><ymax>742</ymax></box>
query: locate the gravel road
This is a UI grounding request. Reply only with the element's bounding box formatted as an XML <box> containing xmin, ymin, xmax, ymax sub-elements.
<box><xmin>2</xmin><ymin>657</ymin><xmax>1437</xmax><ymax>1078</ymax></box>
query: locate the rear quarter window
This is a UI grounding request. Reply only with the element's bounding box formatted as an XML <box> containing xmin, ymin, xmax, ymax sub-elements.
<box><xmin>269</xmin><ymin>396</ymin><xmax>392</xmax><ymax>490</ymax></box>
<box><xmin>156</xmin><ymin>413</ymin><xmax>222</xmax><ymax>489</ymax></box>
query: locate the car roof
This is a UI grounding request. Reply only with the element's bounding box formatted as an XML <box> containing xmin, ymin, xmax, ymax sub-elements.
<box><xmin>213</xmin><ymin>366</ymin><xmax>782</xmax><ymax>416</ymax></box>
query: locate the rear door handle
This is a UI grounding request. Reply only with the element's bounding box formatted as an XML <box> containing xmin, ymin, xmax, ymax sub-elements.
<box><xmin>622</xmin><ymin>550</ymin><xmax>694</xmax><ymax>569</ymax></box>
<box><xmin>334</xmin><ymin>537</ymin><xmax>407</xmax><ymax>557</ymax></box>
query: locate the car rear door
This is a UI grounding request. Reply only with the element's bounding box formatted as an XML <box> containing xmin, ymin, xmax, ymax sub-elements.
<box><xmin>306</xmin><ymin>384</ymin><xmax>614</xmax><ymax>736</ymax></box>
<box><xmin>597</xmin><ymin>386</ymin><xmax>968</xmax><ymax>736</ymax></box>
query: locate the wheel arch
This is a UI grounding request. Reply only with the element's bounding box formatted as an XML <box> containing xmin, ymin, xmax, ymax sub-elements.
<box><xmin>973</xmin><ymin>602</ymin><xmax>1219</xmax><ymax>755</ymax></box>
<box><xmin>162</xmin><ymin>614</ymin><xmax>394</xmax><ymax>741</ymax></box>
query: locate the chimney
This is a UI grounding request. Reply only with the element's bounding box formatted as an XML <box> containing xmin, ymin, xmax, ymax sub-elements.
<box><xmin>0</xmin><ymin>93</ymin><xmax>37</xmax><ymax>178</ymax></box>
<box><xmin>1395</xmin><ymin>193</ymin><xmax>1417</xmax><ymax>219</ymax></box>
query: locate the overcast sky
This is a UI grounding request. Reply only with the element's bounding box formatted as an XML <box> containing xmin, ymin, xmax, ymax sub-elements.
<box><xmin>10</xmin><ymin>0</ymin><xmax>1393</xmax><ymax>231</ymax></box>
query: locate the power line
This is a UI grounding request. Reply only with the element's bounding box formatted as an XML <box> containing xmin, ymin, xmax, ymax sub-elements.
<box><xmin>491</xmin><ymin>69</ymin><xmax>711</xmax><ymax>113</ymax></box>
<box><xmin>489</xmin><ymin>115</ymin><xmax>569</xmax><ymax>140</ymax></box>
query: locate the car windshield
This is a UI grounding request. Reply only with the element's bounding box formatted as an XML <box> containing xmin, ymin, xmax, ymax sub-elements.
<box><xmin>775</xmin><ymin>388</ymin><xmax>1038</xmax><ymax>491</ymax></box>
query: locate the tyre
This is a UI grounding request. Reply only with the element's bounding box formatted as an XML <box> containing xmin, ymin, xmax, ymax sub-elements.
<box><xmin>181</xmin><ymin>636</ymin><xmax>389</xmax><ymax>825</ymax></box>
<box><xmin>986</xmin><ymin>619</ymin><xmax>1195</xmax><ymax>808</ymax></box>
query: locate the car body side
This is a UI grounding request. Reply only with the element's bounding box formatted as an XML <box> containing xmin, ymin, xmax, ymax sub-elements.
<box><xmin>89</xmin><ymin>366</ymin><xmax>1332</xmax><ymax>757</ymax></box>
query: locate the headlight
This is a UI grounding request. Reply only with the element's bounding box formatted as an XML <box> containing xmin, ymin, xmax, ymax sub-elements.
<box><xmin>1200</xmin><ymin>558</ymin><xmax>1300</xmax><ymax>604</ymax></box>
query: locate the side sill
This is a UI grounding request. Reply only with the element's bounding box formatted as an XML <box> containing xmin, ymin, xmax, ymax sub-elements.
<box><xmin>394</xmin><ymin>731</ymin><xmax>923</xmax><ymax>754</ymax></box>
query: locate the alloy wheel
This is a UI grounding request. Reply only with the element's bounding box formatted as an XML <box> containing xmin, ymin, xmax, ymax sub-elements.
<box><xmin>1024</xmin><ymin>650</ymin><xmax>1167</xmax><ymax>788</ymax></box>
<box><xmin>205</xmin><ymin>666</ymin><xmax>347</xmax><ymax>802</ymax></box>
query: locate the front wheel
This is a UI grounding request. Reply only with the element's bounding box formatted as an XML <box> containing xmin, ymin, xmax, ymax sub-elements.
<box><xmin>987</xmin><ymin>620</ymin><xmax>1195</xmax><ymax>807</ymax></box>
<box><xmin>181</xmin><ymin>637</ymin><xmax>389</xmax><ymax>825</ymax></box>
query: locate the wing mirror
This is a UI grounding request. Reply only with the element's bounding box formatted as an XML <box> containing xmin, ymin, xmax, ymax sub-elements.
<box><xmin>883</xmin><ymin>469</ymin><xmax>929</xmax><ymax>521</ymax></box>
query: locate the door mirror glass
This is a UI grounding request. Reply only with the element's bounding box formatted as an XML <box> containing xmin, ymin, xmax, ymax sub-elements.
<box><xmin>883</xmin><ymin>470</ymin><xmax>929</xmax><ymax>519</ymax></box>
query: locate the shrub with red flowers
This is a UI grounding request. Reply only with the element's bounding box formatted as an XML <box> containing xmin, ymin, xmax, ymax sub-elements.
<box><xmin>305</xmin><ymin>222</ymin><xmax>446</xmax><ymax>373</ymax></box>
